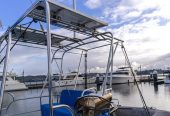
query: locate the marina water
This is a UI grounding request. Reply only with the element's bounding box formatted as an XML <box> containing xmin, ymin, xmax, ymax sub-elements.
<box><xmin>2</xmin><ymin>83</ymin><xmax>170</xmax><ymax>116</ymax></box>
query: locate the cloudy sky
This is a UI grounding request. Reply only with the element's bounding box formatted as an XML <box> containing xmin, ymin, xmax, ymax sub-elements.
<box><xmin>0</xmin><ymin>0</ymin><xmax>170</xmax><ymax>75</ymax></box>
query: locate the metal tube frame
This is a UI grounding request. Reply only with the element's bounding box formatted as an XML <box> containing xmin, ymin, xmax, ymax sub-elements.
<box><xmin>0</xmin><ymin>21</ymin><xmax>33</xmax><ymax>64</ymax></box>
<box><xmin>0</xmin><ymin>31</ymin><xmax>12</xmax><ymax>114</ymax></box>
<box><xmin>74</xmin><ymin>51</ymin><xmax>83</xmax><ymax>90</ymax></box>
<box><xmin>51</xmin><ymin>32</ymin><xmax>123</xmax><ymax>95</ymax></box>
<box><xmin>102</xmin><ymin>41</ymin><xmax>113</xmax><ymax>95</ymax></box>
<box><xmin>52</xmin><ymin>104</ymin><xmax>75</xmax><ymax>116</ymax></box>
<box><xmin>121</xmin><ymin>44</ymin><xmax>150</xmax><ymax>116</ymax></box>
<box><xmin>45</xmin><ymin>0</ymin><xmax>53</xmax><ymax>116</ymax></box>
<box><xmin>84</xmin><ymin>51</ymin><xmax>87</xmax><ymax>89</ymax></box>
<box><xmin>109</xmin><ymin>40</ymin><xmax>114</xmax><ymax>88</ymax></box>
<box><xmin>51</xmin><ymin>32</ymin><xmax>113</xmax><ymax>58</ymax></box>
<box><xmin>73</xmin><ymin>0</ymin><xmax>76</xmax><ymax>39</ymax></box>
<box><xmin>109</xmin><ymin>42</ymin><xmax>118</xmax><ymax>87</ymax></box>
<box><xmin>5</xmin><ymin>94</ymin><xmax>59</xmax><ymax>116</ymax></box>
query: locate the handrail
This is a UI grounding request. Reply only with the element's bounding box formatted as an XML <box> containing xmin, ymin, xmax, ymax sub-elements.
<box><xmin>7</xmin><ymin>110</ymin><xmax>40</xmax><ymax>116</ymax></box>
<box><xmin>81</xmin><ymin>87</ymin><xmax>97</xmax><ymax>97</ymax></box>
<box><xmin>6</xmin><ymin>92</ymin><xmax>15</xmax><ymax>102</ymax></box>
<box><xmin>1</xmin><ymin>92</ymin><xmax>15</xmax><ymax>110</ymax></box>
<box><xmin>5</xmin><ymin>95</ymin><xmax>57</xmax><ymax>115</ymax></box>
<box><xmin>53</xmin><ymin>104</ymin><xmax>75</xmax><ymax>116</ymax></box>
<box><xmin>39</xmin><ymin>75</ymin><xmax>48</xmax><ymax>106</ymax></box>
<box><xmin>112</xmin><ymin>98</ymin><xmax>120</xmax><ymax>106</ymax></box>
<box><xmin>104</xmin><ymin>88</ymin><xmax>112</xmax><ymax>94</ymax></box>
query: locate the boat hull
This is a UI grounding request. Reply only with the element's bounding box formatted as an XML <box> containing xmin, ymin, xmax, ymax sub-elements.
<box><xmin>0</xmin><ymin>81</ymin><xmax>28</xmax><ymax>91</ymax></box>
<box><xmin>5</xmin><ymin>83</ymin><xmax>28</xmax><ymax>91</ymax></box>
<box><xmin>164</xmin><ymin>79</ymin><xmax>170</xmax><ymax>84</ymax></box>
<box><xmin>52</xmin><ymin>78</ymin><xmax>96</xmax><ymax>87</ymax></box>
<box><xmin>107</xmin><ymin>76</ymin><xmax>134</xmax><ymax>84</ymax></box>
<box><xmin>52</xmin><ymin>78</ymin><xmax>96</xmax><ymax>92</ymax></box>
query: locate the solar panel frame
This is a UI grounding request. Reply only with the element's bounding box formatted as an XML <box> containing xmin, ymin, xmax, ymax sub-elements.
<box><xmin>11</xmin><ymin>26</ymin><xmax>85</xmax><ymax>48</ymax></box>
<box><xmin>27</xmin><ymin>0</ymin><xmax>108</xmax><ymax>33</ymax></box>
<box><xmin>0</xmin><ymin>0</ymin><xmax>119</xmax><ymax>53</ymax></box>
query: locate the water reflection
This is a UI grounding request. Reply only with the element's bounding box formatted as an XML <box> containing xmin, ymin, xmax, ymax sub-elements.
<box><xmin>111</xmin><ymin>83</ymin><xmax>137</xmax><ymax>96</ymax></box>
<box><xmin>154</xmin><ymin>84</ymin><xmax>158</xmax><ymax>93</ymax></box>
<box><xmin>2</xmin><ymin>83</ymin><xmax>170</xmax><ymax>116</ymax></box>
<box><xmin>164</xmin><ymin>84</ymin><xmax>170</xmax><ymax>91</ymax></box>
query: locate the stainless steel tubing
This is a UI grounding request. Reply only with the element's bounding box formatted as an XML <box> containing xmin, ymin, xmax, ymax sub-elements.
<box><xmin>53</xmin><ymin>104</ymin><xmax>75</xmax><ymax>116</ymax></box>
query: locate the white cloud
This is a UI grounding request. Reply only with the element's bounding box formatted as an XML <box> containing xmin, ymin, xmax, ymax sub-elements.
<box><xmin>2</xmin><ymin>0</ymin><xmax>170</xmax><ymax>76</ymax></box>
<box><xmin>85</xmin><ymin>0</ymin><xmax>102</xmax><ymax>9</ymax></box>
<box><xmin>0</xmin><ymin>30</ymin><xmax>4</xmax><ymax>36</ymax></box>
<box><xmin>123</xmin><ymin>10</ymin><xmax>141</xmax><ymax>19</ymax></box>
<box><xmin>89</xmin><ymin>67</ymin><xmax>106</xmax><ymax>73</ymax></box>
<box><xmin>102</xmin><ymin>0</ymin><xmax>170</xmax><ymax>24</ymax></box>
<box><xmin>98</xmin><ymin>0</ymin><xmax>170</xmax><ymax>69</ymax></box>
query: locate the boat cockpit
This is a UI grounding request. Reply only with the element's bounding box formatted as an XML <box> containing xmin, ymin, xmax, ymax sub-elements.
<box><xmin>0</xmin><ymin>0</ymin><xmax>170</xmax><ymax>116</ymax></box>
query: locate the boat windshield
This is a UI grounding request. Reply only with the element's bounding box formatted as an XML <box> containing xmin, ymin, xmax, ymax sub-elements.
<box><xmin>0</xmin><ymin>76</ymin><xmax>2</xmax><ymax>81</ymax></box>
<box><xmin>114</xmin><ymin>72</ymin><xmax>129</xmax><ymax>75</ymax></box>
<box><xmin>66</xmin><ymin>75</ymin><xmax>76</xmax><ymax>80</ymax></box>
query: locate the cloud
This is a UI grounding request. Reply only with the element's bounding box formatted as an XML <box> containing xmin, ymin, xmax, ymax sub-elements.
<box><xmin>142</xmin><ymin>53</ymin><xmax>170</xmax><ymax>69</ymax></box>
<box><xmin>85</xmin><ymin>0</ymin><xmax>102</xmax><ymax>9</ymax></box>
<box><xmin>100</xmin><ymin>0</ymin><xmax>170</xmax><ymax>26</ymax></box>
<box><xmin>100</xmin><ymin>0</ymin><xmax>170</xmax><ymax>65</ymax></box>
<box><xmin>2</xmin><ymin>0</ymin><xmax>170</xmax><ymax>76</ymax></box>
<box><xmin>89</xmin><ymin>67</ymin><xmax>106</xmax><ymax>73</ymax></box>
<box><xmin>0</xmin><ymin>30</ymin><xmax>4</xmax><ymax>36</ymax></box>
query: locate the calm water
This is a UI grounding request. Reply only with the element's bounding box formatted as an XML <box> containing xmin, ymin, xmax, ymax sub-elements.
<box><xmin>2</xmin><ymin>83</ymin><xmax>170</xmax><ymax>116</ymax></box>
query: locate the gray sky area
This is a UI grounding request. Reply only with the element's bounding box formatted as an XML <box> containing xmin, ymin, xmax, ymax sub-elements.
<box><xmin>0</xmin><ymin>0</ymin><xmax>170</xmax><ymax>75</ymax></box>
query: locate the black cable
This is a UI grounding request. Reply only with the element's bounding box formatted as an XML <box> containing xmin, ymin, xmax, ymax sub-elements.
<box><xmin>121</xmin><ymin>44</ymin><xmax>151</xmax><ymax>116</ymax></box>
<box><xmin>0</xmin><ymin>20</ymin><xmax>34</xmax><ymax>64</ymax></box>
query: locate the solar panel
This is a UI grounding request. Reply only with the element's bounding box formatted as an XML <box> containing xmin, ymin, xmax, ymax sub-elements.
<box><xmin>12</xmin><ymin>26</ymin><xmax>82</xmax><ymax>48</ymax></box>
<box><xmin>0</xmin><ymin>0</ymin><xmax>110</xmax><ymax>50</ymax></box>
<box><xmin>27</xmin><ymin>0</ymin><xmax>107</xmax><ymax>32</ymax></box>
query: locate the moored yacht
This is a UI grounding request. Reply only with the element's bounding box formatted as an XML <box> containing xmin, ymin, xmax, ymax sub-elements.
<box><xmin>164</xmin><ymin>74</ymin><xmax>170</xmax><ymax>84</ymax></box>
<box><xmin>107</xmin><ymin>66</ymin><xmax>135</xmax><ymax>84</ymax></box>
<box><xmin>0</xmin><ymin>72</ymin><xmax>28</xmax><ymax>91</ymax></box>
<box><xmin>52</xmin><ymin>72</ymin><xmax>96</xmax><ymax>87</ymax></box>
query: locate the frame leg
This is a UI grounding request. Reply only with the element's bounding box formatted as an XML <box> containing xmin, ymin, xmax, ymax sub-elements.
<box><xmin>45</xmin><ymin>1</ymin><xmax>53</xmax><ymax>116</ymax></box>
<box><xmin>0</xmin><ymin>31</ymin><xmax>12</xmax><ymax>114</ymax></box>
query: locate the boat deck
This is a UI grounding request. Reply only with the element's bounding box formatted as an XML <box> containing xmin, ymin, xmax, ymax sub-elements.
<box><xmin>115</xmin><ymin>106</ymin><xmax>170</xmax><ymax>116</ymax></box>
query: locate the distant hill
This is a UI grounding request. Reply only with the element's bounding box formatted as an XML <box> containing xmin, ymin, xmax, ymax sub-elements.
<box><xmin>16</xmin><ymin>75</ymin><xmax>46</xmax><ymax>82</ymax></box>
<box><xmin>136</xmin><ymin>69</ymin><xmax>170</xmax><ymax>75</ymax></box>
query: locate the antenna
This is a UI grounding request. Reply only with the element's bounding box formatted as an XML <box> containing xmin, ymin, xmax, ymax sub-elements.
<box><xmin>0</xmin><ymin>20</ymin><xmax>3</xmax><ymax>29</ymax></box>
<box><xmin>73</xmin><ymin>0</ymin><xmax>76</xmax><ymax>39</ymax></box>
<box><xmin>73</xmin><ymin>0</ymin><xmax>76</xmax><ymax>10</ymax></box>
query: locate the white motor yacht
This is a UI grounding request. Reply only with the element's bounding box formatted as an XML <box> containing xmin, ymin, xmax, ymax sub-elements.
<box><xmin>0</xmin><ymin>72</ymin><xmax>28</xmax><ymax>91</ymax></box>
<box><xmin>107</xmin><ymin>67</ymin><xmax>135</xmax><ymax>84</ymax></box>
<box><xmin>52</xmin><ymin>72</ymin><xmax>96</xmax><ymax>87</ymax></box>
<box><xmin>164</xmin><ymin>74</ymin><xmax>170</xmax><ymax>84</ymax></box>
